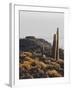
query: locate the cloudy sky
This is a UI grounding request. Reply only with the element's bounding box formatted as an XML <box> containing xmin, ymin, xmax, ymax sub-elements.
<box><xmin>19</xmin><ymin>11</ymin><xmax>64</xmax><ymax>48</ymax></box>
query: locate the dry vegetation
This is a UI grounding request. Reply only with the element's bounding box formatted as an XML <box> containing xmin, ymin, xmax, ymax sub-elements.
<box><xmin>19</xmin><ymin>51</ymin><xmax>64</xmax><ymax>79</ymax></box>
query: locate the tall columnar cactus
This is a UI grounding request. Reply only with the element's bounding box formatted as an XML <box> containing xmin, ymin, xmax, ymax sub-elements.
<box><xmin>56</xmin><ymin>27</ymin><xmax>59</xmax><ymax>60</ymax></box>
<box><xmin>52</xmin><ymin>34</ymin><xmax>57</xmax><ymax>60</ymax></box>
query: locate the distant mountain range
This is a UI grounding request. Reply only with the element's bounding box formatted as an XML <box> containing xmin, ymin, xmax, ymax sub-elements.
<box><xmin>19</xmin><ymin>36</ymin><xmax>64</xmax><ymax>59</ymax></box>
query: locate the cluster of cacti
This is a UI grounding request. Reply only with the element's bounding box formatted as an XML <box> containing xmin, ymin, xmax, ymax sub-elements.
<box><xmin>52</xmin><ymin>28</ymin><xmax>59</xmax><ymax>60</ymax></box>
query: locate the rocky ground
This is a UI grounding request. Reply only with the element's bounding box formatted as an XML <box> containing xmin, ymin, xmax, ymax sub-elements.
<box><xmin>19</xmin><ymin>51</ymin><xmax>64</xmax><ymax>79</ymax></box>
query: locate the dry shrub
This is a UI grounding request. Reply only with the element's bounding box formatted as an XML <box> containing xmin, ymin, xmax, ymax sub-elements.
<box><xmin>46</xmin><ymin>64</ymin><xmax>55</xmax><ymax>70</ymax></box>
<box><xmin>19</xmin><ymin>56</ymin><xmax>34</xmax><ymax>64</ymax></box>
<box><xmin>50</xmin><ymin>62</ymin><xmax>60</xmax><ymax>66</ymax></box>
<box><xmin>19</xmin><ymin>51</ymin><xmax>26</xmax><ymax>57</ymax></box>
<box><xmin>20</xmin><ymin>51</ymin><xmax>33</xmax><ymax>57</ymax></box>
<box><xmin>42</xmin><ymin>59</ymin><xmax>51</xmax><ymax>64</ymax></box>
<box><xmin>20</xmin><ymin>73</ymin><xmax>33</xmax><ymax>79</ymax></box>
<box><xmin>50</xmin><ymin>62</ymin><xmax>61</xmax><ymax>70</ymax></box>
<box><xmin>19</xmin><ymin>59</ymin><xmax>36</xmax><ymax>70</ymax></box>
<box><xmin>47</xmin><ymin>70</ymin><xmax>62</xmax><ymax>77</ymax></box>
<box><xmin>34</xmin><ymin>60</ymin><xmax>47</xmax><ymax>69</ymax></box>
<box><xmin>24</xmin><ymin>56</ymin><xmax>34</xmax><ymax>62</ymax></box>
<box><xmin>39</xmin><ymin>61</ymin><xmax>47</xmax><ymax>69</ymax></box>
<box><xmin>19</xmin><ymin>63</ymin><xmax>31</xmax><ymax>70</ymax></box>
<box><xmin>56</xmin><ymin>59</ymin><xmax>64</xmax><ymax>68</ymax></box>
<box><xmin>46</xmin><ymin>62</ymin><xmax>60</xmax><ymax>71</ymax></box>
<box><xmin>23</xmin><ymin>52</ymin><xmax>33</xmax><ymax>57</ymax></box>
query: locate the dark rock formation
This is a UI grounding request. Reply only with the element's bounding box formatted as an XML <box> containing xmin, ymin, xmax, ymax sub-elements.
<box><xmin>19</xmin><ymin>36</ymin><xmax>52</xmax><ymax>57</ymax></box>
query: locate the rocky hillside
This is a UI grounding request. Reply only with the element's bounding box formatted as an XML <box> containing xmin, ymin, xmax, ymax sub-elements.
<box><xmin>19</xmin><ymin>36</ymin><xmax>64</xmax><ymax>59</ymax></box>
